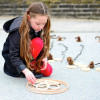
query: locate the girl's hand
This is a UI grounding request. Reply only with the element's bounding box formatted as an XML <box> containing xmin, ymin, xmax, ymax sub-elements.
<box><xmin>22</xmin><ymin>68</ymin><xmax>37</xmax><ymax>84</ymax></box>
<box><xmin>41</xmin><ymin>57</ymin><xmax>47</xmax><ymax>70</ymax></box>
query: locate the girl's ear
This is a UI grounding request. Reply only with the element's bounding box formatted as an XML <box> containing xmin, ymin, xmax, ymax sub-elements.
<box><xmin>27</xmin><ymin>15</ymin><xmax>30</xmax><ymax>21</ymax></box>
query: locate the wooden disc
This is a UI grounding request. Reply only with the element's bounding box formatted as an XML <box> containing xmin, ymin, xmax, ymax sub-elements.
<box><xmin>74</xmin><ymin>62</ymin><xmax>83</xmax><ymax>67</ymax></box>
<box><xmin>48</xmin><ymin>60</ymin><xmax>55</xmax><ymax>63</ymax></box>
<box><xmin>95</xmin><ymin>67</ymin><xmax>100</xmax><ymax>71</ymax></box>
<box><xmin>79</xmin><ymin>64</ymin><xmax>89</xmax><ymax>68</ymax></box>
<box><xmin>53</xmin><ymin>58</ymin><xmax>62</xmax><ymax>61</ymax></box>
<box><xmin>81</xmin><ymin>67</ymin><xmax>90</xmax><ymax>72</ymax></box>
<box><xmin>66</xmin><ymin>65</ymin><xmax>77</xmax><ymax>69</ymax></box>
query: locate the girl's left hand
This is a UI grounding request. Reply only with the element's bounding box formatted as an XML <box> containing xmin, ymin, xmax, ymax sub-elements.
<box><xmin>41</xmin><ymin>57</ymin><xmax>47</xmax><ymax>70</ymax></box>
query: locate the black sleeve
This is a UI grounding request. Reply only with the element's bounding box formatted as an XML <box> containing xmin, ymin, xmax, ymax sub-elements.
<box><xmin>9</xmin><ymin>30</ymin><xmax>26</xmax><ymax>73</ymax></box>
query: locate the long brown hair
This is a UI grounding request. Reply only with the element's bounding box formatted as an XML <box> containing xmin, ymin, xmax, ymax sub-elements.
<box><xmin>19</xmin><ymin>2</ymin><xmax>51</xmax><ymax>71</ymax></box>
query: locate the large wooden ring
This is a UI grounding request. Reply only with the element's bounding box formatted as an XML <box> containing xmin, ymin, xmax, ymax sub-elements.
<box><xmin>26</xmin><ymin>79</ymin><xmax>69</xmax><ymax>94</ymax></box>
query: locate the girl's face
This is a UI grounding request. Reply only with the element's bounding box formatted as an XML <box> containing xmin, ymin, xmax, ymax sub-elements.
<box><xmin>29</xmin><ymin>15</ymin><xmax>48</xmax><ymax>32</ymax></box>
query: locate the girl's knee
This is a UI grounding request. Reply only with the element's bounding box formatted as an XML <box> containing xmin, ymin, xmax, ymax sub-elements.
<box><xmin>31</xmin><ymin>37</ymin><xmax>43</xmax><ymax>59</ymax></box>
<box><xmin>40</xmin><ymin>63</ymin><xmax>53</xmax><ymax>77</ymax></box>
<box><xmin>31</xmin><ymin>37</ymin><xmax>43</xmax><ymax>47</ymax></box>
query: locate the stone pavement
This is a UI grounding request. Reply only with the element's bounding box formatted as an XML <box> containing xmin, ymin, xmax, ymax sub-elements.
<box><xmin>0</xmin><ymin>16</ymin><xmax>100</xmax><ymax>100</ymax></box>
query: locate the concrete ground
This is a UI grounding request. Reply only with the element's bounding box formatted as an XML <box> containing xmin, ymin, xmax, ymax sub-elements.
<box><xmin>0</xmin><ymin>16</ymin><xmax>100</xmax><ymax>100</ymax></box>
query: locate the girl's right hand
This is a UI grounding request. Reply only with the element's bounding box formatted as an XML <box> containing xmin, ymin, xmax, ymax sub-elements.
<box><xmin>22</xmin><ymin>68</ymin><xmax>37</xmax><ymax>84</ymax></box>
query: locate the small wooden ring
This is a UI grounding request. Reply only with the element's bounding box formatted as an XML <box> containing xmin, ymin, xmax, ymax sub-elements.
<box><xmin>36</xmin><ymin>82</ymin><xmax>50</xmax><ymax>90</ymax></box>
<box><xmin>49</xmin><ymin>84</ymin><xmax>61</xmax><ymax>90</ymax></box>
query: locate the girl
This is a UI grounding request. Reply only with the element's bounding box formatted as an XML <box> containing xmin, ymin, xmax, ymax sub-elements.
<box><xmin>2</xmin><ymin>2</ymin><xmax>53</xmax><ymax>84</ymax></box>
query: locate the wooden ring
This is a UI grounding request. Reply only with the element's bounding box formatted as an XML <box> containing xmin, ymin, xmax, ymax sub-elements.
<box><xmin>26</xmin><ymin>79</ymin><xmax>69</xmax><ymax>94</ymax></box>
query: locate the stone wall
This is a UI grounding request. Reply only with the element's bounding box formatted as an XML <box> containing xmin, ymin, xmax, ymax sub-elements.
<box><xmin>0</xmin><ymin>4</ymin><xmax>27</xmax><ymax>16</ymax></box>
<box><xmin>50</xmin><ymin>4</ymin><xmax>100</xmax><ymax>19</ymax></box>
<box><xmin>0</xmin><ymin>3</ymin><xmax>100</xmax><ymax>19</ymax></box>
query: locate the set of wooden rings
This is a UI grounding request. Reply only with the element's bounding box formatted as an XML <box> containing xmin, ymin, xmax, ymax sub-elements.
<box><xmin>26</xmin><ymin>79</ymin><xmax>69</xmax><ymax>94</ymax></box>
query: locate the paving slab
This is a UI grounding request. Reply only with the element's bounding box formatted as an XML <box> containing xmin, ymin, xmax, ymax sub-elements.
<box><xmin>0</xmin><ymin>17</ymin><xmax>100</xmax><ymax>100</ymax></box>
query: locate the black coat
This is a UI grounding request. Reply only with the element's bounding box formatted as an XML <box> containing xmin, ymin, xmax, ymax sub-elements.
<box><xmin>2</xmin><ymin>16</ymin><xmax>42</xmax><ymax>77</ymax></box>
